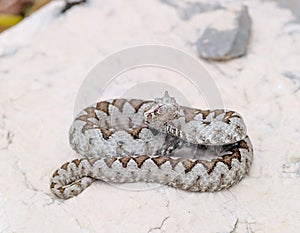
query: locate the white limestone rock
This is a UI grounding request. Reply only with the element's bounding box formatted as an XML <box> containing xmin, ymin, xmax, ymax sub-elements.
<box><xmin>160</xmin><ymin>0</ymin><xmax>223</xmax><ymax>20</ymax></box>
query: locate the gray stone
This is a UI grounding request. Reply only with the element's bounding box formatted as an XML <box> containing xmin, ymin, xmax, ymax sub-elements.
<box><xmin>196</xmin><ymin>5</ymin><xmax>251</xmax><ymax>61</ymax></box>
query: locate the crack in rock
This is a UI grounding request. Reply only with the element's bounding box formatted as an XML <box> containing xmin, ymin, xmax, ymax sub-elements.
<box><xmin>229</xmin><ymin>218</ymin><xmax>239</xmax><ymax>233</ymax></box>
<box><xmin>61</xmin><ymin>0</ymin><xmax>87</xmax><ymax>13</ymax></box>
<box><xmin>14</xmin><ymin>159</ymin><xmax>55</xmax><ymax>205</ymax></box>
<box><xmin>147</xmin><ymin>216</ymin><xmax>170</xmax><ymax>233</ymax></box>
<box><xmin>228</xmin><ymin>219</ymin><xmax>256</xmax><ymax>233</ymax></box>
<box><xmin>0</xmin><ymin>114</ymin><xmax>13</xmax><ymax>150</ymax></box>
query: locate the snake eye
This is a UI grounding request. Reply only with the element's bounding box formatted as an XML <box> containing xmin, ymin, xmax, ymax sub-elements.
<box><xmin>154</xmin><ymin>106</ymin><xmax>162</xmax><ymax>115</ymax></box>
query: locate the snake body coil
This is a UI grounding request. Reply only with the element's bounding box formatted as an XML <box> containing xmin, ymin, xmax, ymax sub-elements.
<box><xmin>50</xmin><ymin>92</ymin><xmax>253</xmax><ymax>199</ymax></box>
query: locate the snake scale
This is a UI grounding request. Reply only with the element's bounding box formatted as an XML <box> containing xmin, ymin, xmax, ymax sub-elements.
<box><xmin>50</xmin><ymin>92</ymin><xmax>253</xmax><ymax>199</ymax></box>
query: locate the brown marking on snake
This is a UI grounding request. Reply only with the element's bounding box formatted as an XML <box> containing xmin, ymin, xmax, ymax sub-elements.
<box><xmin>223</xmin><ymin>111</ymin><xmax>241</xmax><ymax>123</ymax></box>
<box><xmin>129</xmin><ymin>99</ymin><xmax>147</xmax><ymax>112</ymax></box>
<box><xmin>61</xmin><ymin>162</ymin><xmax>69</xmax><ymax>170</ymax></box>
<box><xmin>100</xmin><ymin>129</ymin><xmax>113</xmax><ymax>139</ymax></box>
<box><xmin>152</xmin><ymin>156</ymin><xmax>169</xmax><ymax>167</ymax></box>
<box><xmin>181</xmin><ymin>159</ymin><xmax>197</xmax><ymax>173</ymax></box>
<box><xmin>75</xmin><ymin>107</ymin><xmax>98</xmax><ymax>121</ymax></box>
<box><xmin>104</xmin><ymin>157</ymin><xmax>118</xmax><ymax>168</ymax></box>
<box><xmin>119</xmin><ymin>157</ymin><xmax>131</xmax><ymax>168</ymax></box>
<box><xmin>183</xmin><ymin>108</ymin><xmax>200</xmax><ymax>122</ymax></box>
<box><xmin>132</xmin><ymin>155</ymin><xmax>149</xmax><ymax>168</ymax></box>
<box><xmin>215</xmin><ymin>149</ymin><xmax>242</xmax><ymax>171</ymax></box>
<box><xmin>112</xmin><ymin>99</ymin><xmax>127</xmax><ymax>112</ymax></box>
<box><xmin>86</xmin><ymin>107</ymin><xmax>99</xmax><ymax>119</ymax></box>
<box><xmin>223</xmin><ymin>111</ymin><xmax>235</xmax><ymax>123</ymax></box>
<box><xmin>221</xmin><ymin>156</ymin><xmax>235</xmax><ymax>170</ymax></box>
<box><xmin>88</xmin><ymin>157</ymin><xmax>101</xmax><ymax>166</ymax></box>
<box><xmin>96</xmin><ymin>101</ymin><xmax>110</xmax><ymax>114</ymax></box>
<box><xmin>72</xmin><ymin>159</ymin><xmax>82</xmax><ymax>167</ymax></box>
<box><xmin>198</xmin><ymin>160</ymin><xmax>215</xmax><ymax>174</ymax></box>
<box><xmin>202</xmin><ymin>146</ymin><xmax>243</xmax><ymax>173</ymax></box>
<box><xmin>238</xmin><ymin>140</ymin><xmax>249</xmax><ymax>151</ymax></box>
<box><xmin>230</xmin><ymin>148</ymin><xmax>242</xmax><ymax>161</ymax></box>
<box><xmin>231</xmin><ymin>115</ymin><xmax>241</xmax><ymax>119</ymax></box>
<box><xmin>57</xmin><ymin>186</ymin><xmax>64</xmax><ymax>194</ymax></box>
<box><xmin>75</xmin><ymin>115</ymin><xmax>89</xmax><ymax>122</ymax></box>
<box><xmin>213</xmin><ymin>109</ymin><xmax>225</xmax><ymax>117</ymax></box>
<box><xmin>200</xmin><ymin>110</ymin><xmax>211</xmax><ymax>119</ymax></box>
<box><xmin>52</xmin><ymin>170</ymin><xmax>59</xmax><ymax>178</ymax></box>
<box><xmin>129</xmin><ymin>127</ymin><xmax>144</xmax><ymax>139</ymax></box>
<box><xmin>50</xmin><ymin>182</ymin><xmax>55</xmax><ymax>189</ymax></box>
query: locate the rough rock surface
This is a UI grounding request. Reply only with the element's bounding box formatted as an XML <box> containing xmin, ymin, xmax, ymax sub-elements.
<box><xmin>196</xmin><ymin>5</ymin><xmax>251</xmax><ymax>60</ymax></box>
<box><xmin>0</xmin><ymin>0</ymin><xmax>299</xmax><ymax>233</ymax></box>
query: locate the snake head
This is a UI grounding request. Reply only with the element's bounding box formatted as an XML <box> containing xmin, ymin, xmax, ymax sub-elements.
<box><xmin>144</xmin><ymin>91</ymin><xmax>182</xmax><ymax>132</ymax></box>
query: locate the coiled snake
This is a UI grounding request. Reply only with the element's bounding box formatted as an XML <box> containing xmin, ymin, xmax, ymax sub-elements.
<box><xmin>50</xmin><ymin>92</ymin><xmax>253</xmax><ymax>199</ymax></box>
